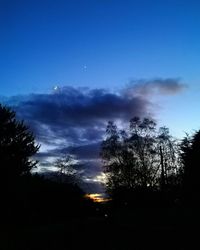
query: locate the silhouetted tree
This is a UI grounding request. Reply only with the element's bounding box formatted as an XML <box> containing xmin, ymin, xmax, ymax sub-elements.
<box><xmin>101</xmin><ymin>117</ymin><xmax>179</xmax><ymax>198</ymax></box>
<box><xmin>157</xmin><ymin>127</ymin><xmax>180</xmax><ymax>191</ymax></box>
<box><xmin>180</xmin><ymin>130</ymin><xmax>200</xmax><ymax>204</ymax></box>
<box><xmin>0</xmin><ymin>104</ymin><xmax>39</xmax><ymax>183</ymax></box>
<box><xmin>128</xmin><ymin>117</ymin><xmax>158</xmax><ymax>188</ymax></box>
<box><xmin>101</xmin><ymin>121</ymin><xmax>123</xmax><ymax>192</ymax></box>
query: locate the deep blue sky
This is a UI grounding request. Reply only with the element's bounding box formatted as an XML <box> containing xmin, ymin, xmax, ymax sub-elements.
<box><xmin>1</xmin><ymin>0</ymin><xmax>200</xmax><ymax>147</ymax></box>
<box><xmin>1</xmin><ymin>0</ymin><xmax>200</xmax><ymax>94</ymax></box>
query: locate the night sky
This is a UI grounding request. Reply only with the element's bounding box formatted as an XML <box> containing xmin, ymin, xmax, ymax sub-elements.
<box><xmin>1</xmin><ymin>0</ymin><xmax>200</xmax><ymax>189</ymax></box>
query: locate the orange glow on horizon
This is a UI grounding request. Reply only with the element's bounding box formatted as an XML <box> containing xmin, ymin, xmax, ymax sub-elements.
<box><xmin>84</xmin><ymin>193</ymin><xmax>111</xmax><ymax>203</ymax></box>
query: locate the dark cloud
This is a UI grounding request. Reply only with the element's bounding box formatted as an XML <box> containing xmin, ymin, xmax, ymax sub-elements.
<box><xmin>37</xmin><ymin>142</ymin><xmax>101</xmax><ymax>161</ymax></box>
<box><xmin>9</xmin><ymin>86</ymin><xmax>151</xmax><ymax>145</ymax></box>
<box><xmin>70</xmin><ymin>142</ymin><xmax>101</xmax><ymax>160</ymax></box>
<box><xmin>35</xmin><ymin>142</ymin><xmax>102</xmax><ymax>184</ymax></box>
<box><xmin>2</xmin><ymin>79</ymin><xmax>186</xmax><ymax>184</ymax></box>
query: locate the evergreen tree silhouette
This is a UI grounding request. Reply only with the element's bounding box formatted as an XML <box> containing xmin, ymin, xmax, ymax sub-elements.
<box><xmin>0</xmin><ymin>104</ymin><xmax>39</xmax><ymax>183</ymax></box>
<box><xmin>180</xmin><ymin>131</ymin><xmax>200</xmax><ymax>204</ymax></box>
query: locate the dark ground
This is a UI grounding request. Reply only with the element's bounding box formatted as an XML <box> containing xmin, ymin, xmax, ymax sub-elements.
<box><xmin>2</xmin><ymin>204</ymin><xmax>199</xmax><ymax>250</ymax></box>
<box><xmin>1</xmin><ymin>176</ymin><xmax>199</xmax><ymax>250</ymax></box>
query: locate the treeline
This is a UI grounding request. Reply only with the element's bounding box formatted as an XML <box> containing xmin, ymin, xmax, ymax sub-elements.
<box><xmin>1</xmin><ymin>103</ymin><xmax>200</xmax><ymax>225</ymax></box>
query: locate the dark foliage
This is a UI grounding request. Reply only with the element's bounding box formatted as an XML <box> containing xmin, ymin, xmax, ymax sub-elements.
<box><xmin>101</xmin><ymin>117</ymin><xmax>181</xmax><ymax>204</ymax></box>
<box><xmin>0</xmin><ymin>105</ymin><xmax>95</xmax><ymax>225</ymax></box>
<box><xmin>180</xmin><ymin>130</ymin><xmax>200</xmax><ymax>205</ymax></box>
<box><xmin>0</xmin><ymin>104</ymin><xmax>39</xmax><ymax>183</ymax></box>
<box><xmin>1</xmin><ymin>106</ymin><xmax>199</xmax><ymax>250</ymax></box>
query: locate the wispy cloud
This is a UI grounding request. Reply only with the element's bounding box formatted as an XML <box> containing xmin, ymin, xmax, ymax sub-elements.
<box><xmin>123</xmin><ymin>78</ymin><xmax>187</xmax><ymax>97</ymax></box>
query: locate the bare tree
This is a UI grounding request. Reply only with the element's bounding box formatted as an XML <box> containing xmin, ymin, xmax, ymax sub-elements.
<box><xmin>101</xmin><ymin>117</ymin><xmax>179</xmax><ymax>195</ymax></box>
<box><xmin>157</xmin><ymin>127</ymin><xmax>179</xmax><ymax>191</ymax></box>
<box><xmin>54</xmin><ymin>155</ymin><xmax>79</xmax><ymax>184</ymax></box>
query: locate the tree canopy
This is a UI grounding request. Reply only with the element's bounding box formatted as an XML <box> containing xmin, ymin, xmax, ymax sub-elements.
<box><xmin>101</xmin><ymin>117</ymin><xmax>180</xmax><ymax>196</ymax></box>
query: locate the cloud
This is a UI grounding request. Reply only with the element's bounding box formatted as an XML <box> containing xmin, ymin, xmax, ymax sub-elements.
<box><xmin>37</xmin><ymin>142</ymin><xmax>101</xmax><ymax>161</ymax></box>
<box><xmin>123</xmin><ymin>78</ymin><xmax>187</xmax><ymax>98</ymax></box>
<box><xmin>2</xmin><ymin>78</ymin><xmax>186</xmax><ymax>183</ymax></box>
<box><xmin>36</xmin><ymin>142</ymin><xmax>102</xmax><ymax>182</ymax></box>
<box><xmin>10</xmin><ymin>86</ymin><xmax>151</xmax><ymax>146</ymax></box>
